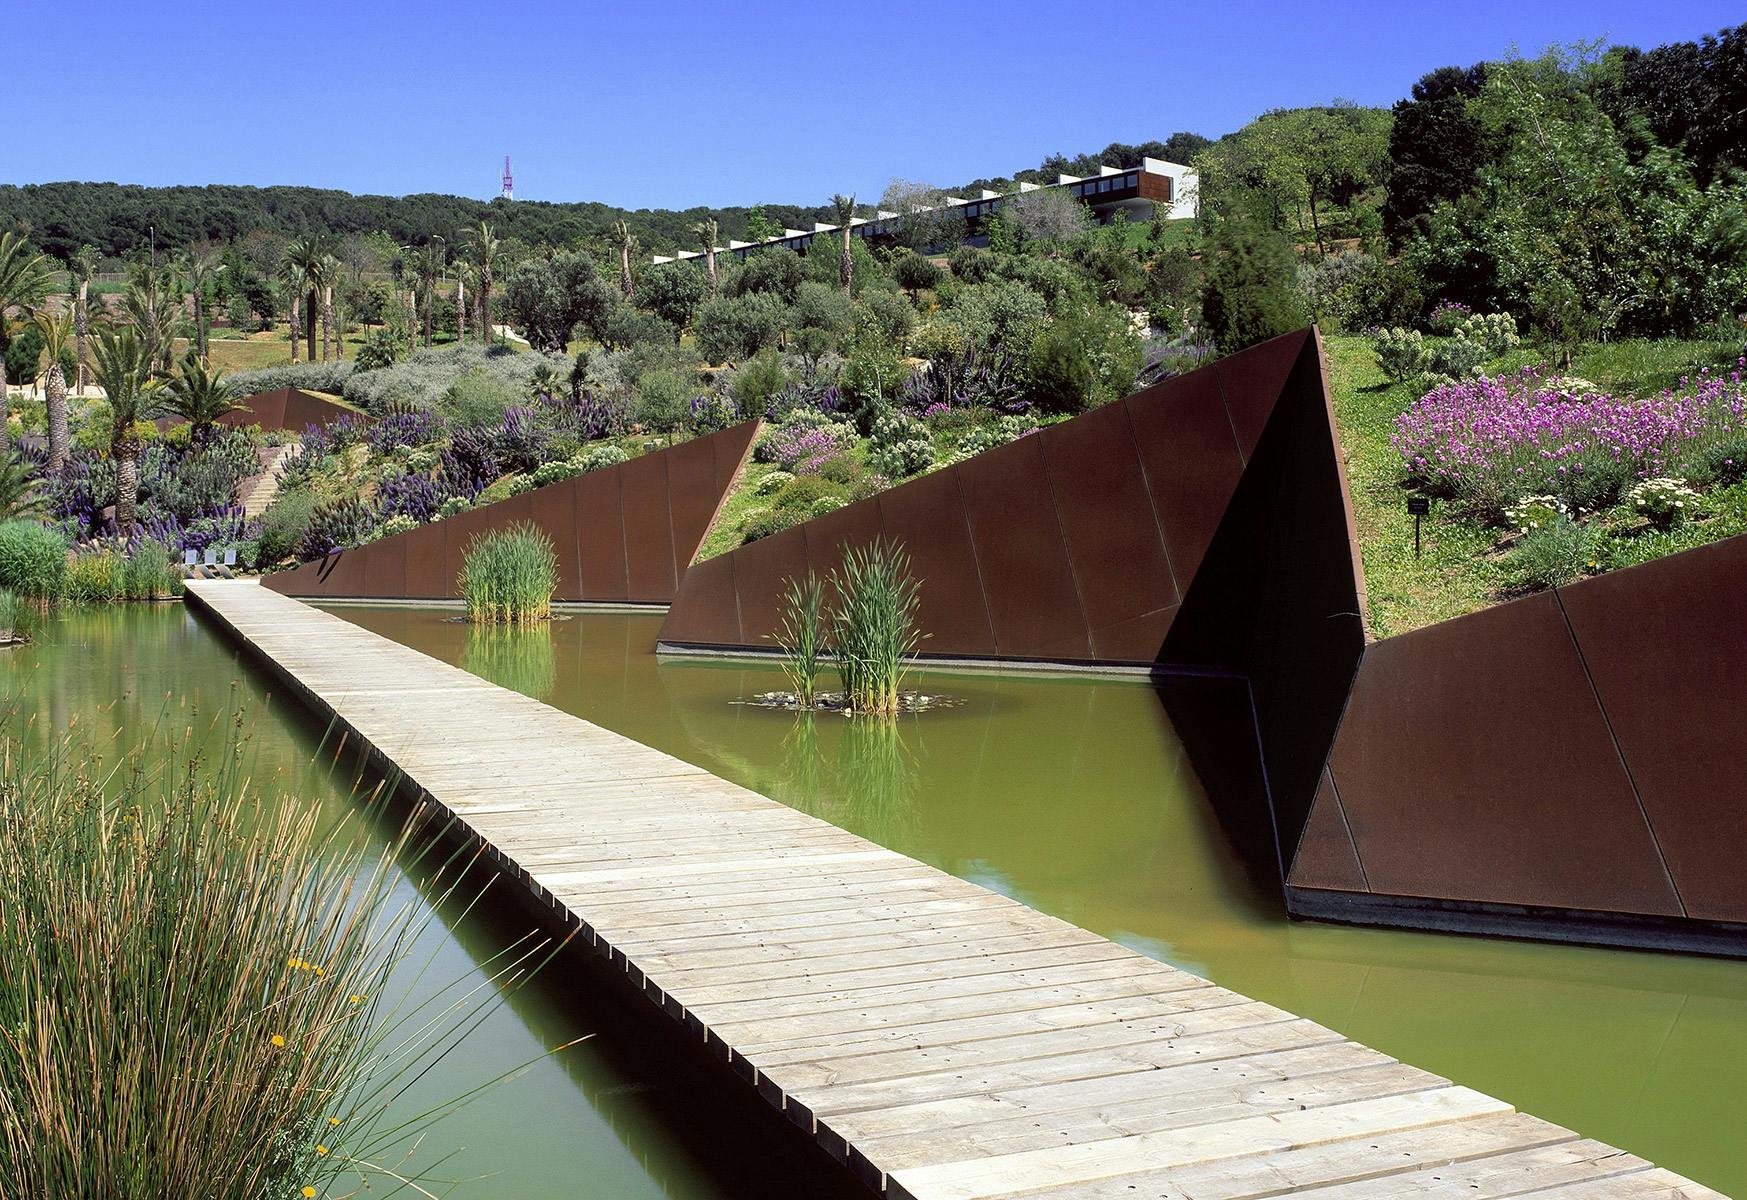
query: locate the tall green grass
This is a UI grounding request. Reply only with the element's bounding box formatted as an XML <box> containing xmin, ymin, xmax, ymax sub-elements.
<box><xmin>773</xmin><ymin>570</ymin><xmax>828</xmax><ymax>706</ymax></box>
<box><xmin>124</xmin><ymin>541</ymin><xmax>184</xmax><ymax>599</ymax></box>
<box><xmin>0</xmin><ymin>719</ymin><xmax>568</xmax><ymax>1199</ymax></box>
<box><xmin>0</xmin><ymin>590</ymin><xmax>34</xmax><ymax>643</ymax></box>
<box><xmin>64</xmin><ymin>551</ymin><xmax>127</xmax><ymax>603</ymax></box>
<box><xmin>829</xmin><ymin>539</ymin><xmax>924</xmax><ymax>718</ymax></box>
<box><xmin>0</xmin><ymin>520</ymin><xmax>66</xmax><ymax>600</ymax></box>
<box><xmin>458</xmin><ymin>523</ymin><xmax>558</xmax><ymax>625</ymax></box>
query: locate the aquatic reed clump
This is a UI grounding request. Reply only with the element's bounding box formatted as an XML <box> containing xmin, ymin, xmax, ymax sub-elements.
<box><xmin>458</xmin><ymin>522</ymin><xmax>559</xmax><ymax>625</ymax></box>
<box><xmin>0</xmin><ymin>719</ymin><xmax>565</xmax><ymax>1199</ymax></box>
<box><xmin>0</xmin><ymin>519</ymin><xmax>66</xmax><ymax>599</ymax></box>
<box><xmin>829</xmin><ymin>539</ymin><xmax>924</xmax><ymax>719</ymax></box>
<box><xmin>63</xmin><ymin>550</ymin><xmax>126</xmax><ymax>603</ymax></box>
<box><xmin>0</xmin><ymin>589</ymin><xmax>34</xmax><ymax>643</ymax></box>
<box><xmin>123</xmin><ymin>540</ymin><xmax>184</xmax><ymax>600</ymax></box>
<box><xmin>773</xmin><ymin>570</ymin><xmax>828</xmax><ymax>707</ymax></box>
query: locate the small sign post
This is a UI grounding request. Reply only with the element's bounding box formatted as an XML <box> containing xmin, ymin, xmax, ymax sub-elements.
<box><xmin>1407</xmin><ymin>496</ymin><xmax>1430</xmax><ymax>557</ymax></box>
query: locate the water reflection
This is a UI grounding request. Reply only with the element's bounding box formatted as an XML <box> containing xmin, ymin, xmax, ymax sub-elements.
<box><xmin>334</xmin><ymin>604</ymin><xmax>1747</xmax><ymax>1197</ymax></box>
<box><xmin>461</xmin><ymin>622</ymin><xmax>558</xmax><ymax>700</ymax></box>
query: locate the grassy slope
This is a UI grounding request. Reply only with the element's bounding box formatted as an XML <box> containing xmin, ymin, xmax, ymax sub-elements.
<box><xmin>1326</xmin><ymin>333</ymin><xmax>1745</xmax><ymax>639</ymax></box>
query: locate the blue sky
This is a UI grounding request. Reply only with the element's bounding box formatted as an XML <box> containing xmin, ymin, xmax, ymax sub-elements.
<box><xmin>9</xmin><ymin>1</ymin><xmax>1740</xmax><ymax>209</ymax></box>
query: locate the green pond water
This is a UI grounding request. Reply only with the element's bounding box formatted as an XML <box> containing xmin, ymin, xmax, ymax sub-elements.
<box><xmin>8</xmin><ymin>603</ymin><xmax>1746</xmax><ymax>1195</ymax></box>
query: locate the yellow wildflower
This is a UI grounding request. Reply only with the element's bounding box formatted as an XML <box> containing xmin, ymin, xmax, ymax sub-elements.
<box><xmin>328</xmin><ymin>1117</ymin><xmax>340</xmax><ymax>1127</ymax></box>
<box><xmin>316</xmin><ymin>1145</ymin><xmax>329</xmax><ymax>1156</ymax></box>
<box><xmin>269</xmin><ymin>1034</ymin><xmax>285</xmax><ymax>1048</ymax></box>
<box><xmin>302</xmin><ymin>1189</ymin><xmax>317</xmax><ymax>1199</ymax></box>
<box><xmin>348</xmin><ymin>995</ymin><xmax>363</xmax><ymax>1006</ymax></box>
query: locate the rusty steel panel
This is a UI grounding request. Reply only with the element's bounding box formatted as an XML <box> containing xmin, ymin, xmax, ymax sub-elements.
<box><xmin>1042</xmin><ymin>400</ymin><xmax>1177</xmax><ymax>658</ymax></box>
<box><xmin>659</xmin><ymin>552</ymin><xmax>742</xmax><ymax>646</ymax></box>
<box><xmin>360</xmin><ymin>532</ymin><xmax>408</xmax><ymax>598</ymax></box>
<box><xmin>1290</xmin><ymin>771</ymin><xmax>1369</xmax><ymax>893</ymax></box>
<box><xmin>799</xmin><ymin>498</ymin><xmax>885</xmax><ymax>585</ymax></box>
<box><xmin>1558</xmin><ymin>536</ymin><xmax>1747</xmax><ymax>923</ymax></box>
<box><xmin>1324</xmin><ymin>592</ymin><xmax>1682</xmax><ymax>917</ymax></box>
<box><xmin>261</xmin><ymin>421</ymin><xmax>758</xmax><ymax>604</ymax></box>
<box><xmin>1126</xmin><ymin>367</ymin><xmax>1246</xmax><ymax>588</ymax></box>
<box><xmin>873</xmin><ymin>468</ymin><xmax>998</xmax><ymax>658</ymax></box>
<box><xmin>959</xmin><ymin>434</ymin><xmax>1092</xmax><ymax>661</ymax></box>
<box><xmin>402</xmin><ymin>520</ymin><xmax>450</xmax><ymax>598</ymax></box>
<box><xmin>1214</xmin><ymin>329</ymin><xmax>1308</xmax><ymax>460</ymax></box>
<box><xmin>728</xmin><ymin>525</ymin><xmax>813</xmax><ymax>648</ymax></box>
<box><xmin>572</xmin><ymin>467</ymin><xmax>628</xmax><ymax>602</ymax></box>
<box><xmin>220</xmin><ymin>388</ymin><xmax>361</xmax><ymax>433</ymax></box>
<box><xmin>619</xmin><ymin>449</ymin><xmax>678</xmax><ymax>602</ymax></box>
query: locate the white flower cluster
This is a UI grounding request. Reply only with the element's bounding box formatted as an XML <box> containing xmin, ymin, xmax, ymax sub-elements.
<box><xmin>1504</xmin><ymin>494</ymin><xmax>1569</xmax><ymax>535</ymax></box>
<box><xmin>1625</xmin><ymin>476</ymin><xmax>1698</xmax><ymax>528</ymax></box>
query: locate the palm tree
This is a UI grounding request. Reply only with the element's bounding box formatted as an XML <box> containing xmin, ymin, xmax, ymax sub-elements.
<box><xmin>0</xmin><ymin>232</ymin><xmax>54</xmax><ymax>451</ymax></box>
<box><xmin>282</xmin><ymin>264</ymin><xmax>302</xmax><ymax>364</ymax></box>
<box><xmin>161</xmin><ymin>351</ymin><xmax>239</xmax><ymax>443</ymax></box>
<box><xmin>414</xmin><ymin>242</ymin><xmax>443</xmax><ymax>348</ymax></box>
<box><xmin>32</xmin><ymin>311</ymin><xmax>75</xmax><ymax>470</ymax></box>
<box><xmin>454</xmin><ymin>261</ymin><xmax>472</xmax><ymax>345</ymax></box>
<box><xmin>123</xmin><ymin>255</ymin><xmax>189</xmax><ymax>372</ymax></box>
<box><xmin>89</xmin><ymin>327</ymin><xmax>165</xmax><ymax>536</ymax></box>
<box><xmin>694</xmin><ymin>218</ymin><xmax>719</xmax><ymax>295</ymax></box>
<box><xmin>0</xmin><ymin>450</ymin><xmax>45</xmax><ymax>521</ymax></box>
<box><xmin>830</xmin><ymin>194</ymin><xmax>857</xmax><ymax>295</ymax></box>
<box><xmin>70</xmin><ymin>245</ymin><xmax>100</xmax><ymax>395</ymax></box>
<box><xmin>464</xmin><ymin>222</ymin><xmax>498</xmax><ymax>344</ymax></box>
<box><xmin>611</xmin><ymin>220</ymin><xmax>638</xmax><ymax>300</ymax></box>
<box><xmin>320</xmin><ymin>252</ymin><xmax>343</xmax><ymax>361</ymax></box>
<box><xmin>281</xmin><ymin>235</ymin><xmax>330</xmax><ymax>361</ymax></box>
<box><xmin>182</xmin><ymin>247</ymin><xmax>227</xmax><ymax>364</ymax></box>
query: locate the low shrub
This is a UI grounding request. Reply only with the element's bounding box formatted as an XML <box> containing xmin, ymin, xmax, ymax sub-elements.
<box><xmin>1430</xmin><ymin>333</ymin><xmax>1487</xmax><ymax>381</ymax></box>
<box><xmin>772</xmin><ymin>475</ymin><xmax>847</xmax><ymax>512</ymax></box>
<box><xmin>1625</xmin><ymin>476</ymin><xmax>1699</xmax><ymax>529</ymax></box>
<box><xmin>0</xmin><ymin>521</ymin><xmax>66</xmax><ymax>599</ymax></box>
<box><xmin>1459</xmin><ymin>311</ymin><xmax>1520</xmax><ymax>357</ymax></box>
<box><xmin>1427</xmin><ymin>299</ymin><xmax>1472</xmax><ymax>335</ymax></box>
<box><xmin>372</xmin><ymin>514</ymin><xmax>418</xmax><ymax>541</ymax></box>
<box><xmin>1504</xmin><ymin>495</ymin><xmax>1569</xmax><ymax>536</ymax></box>
<box><xmin>1509</xmin><ymin>518</ymin><xmax>1592</xmax><ymax>591</ymax></box>
<box><xmin>226</xmin><ymin>359</ymin><xmax>354</xmax><ymax>397</ymax></box>
<box><xmin>435</xmin><ymin>495</ymin><xmax>473</xmax><ymax>519</ymax></box>
<box><xmin>575</xmin><ymin>443</ymin><xmax>629</xmax><ymax>473</ymax></box>
<box><xmin>741</xmin><ymin>507</ymin><xmax>804</xmax><ymax>544</ymax></box>
<box><xmin>255</xmin><ymin>492</ymin><xmax>318</xmax><ymax>567</ymax></box>
<box><xmin>458</xmin><ymin>523</ymin><xmax>558</xmax><ymax>625</ymax></box>
<box><xmin>1373</xmin><ymin>327</ymin><xmax>1433</xmax><ymax>383</ymax></box>
<box><xmin>295</xmin><ymin>498</ymin><xmax>375</xmax><ymax>561</ymax></box>
<box><xmin>754</xmin><ymin>471</ymin><xmax>793</xmax><ymax>496</ymax></box>
<box><xmin>374</xmin><ymin>471</ymin><xmax>443</xmax><ymax>523</ymax></box>
<box><xmin>868</xmin><ymin>411</ymin><xmax>933</xmax><ymax>479</ymax></box>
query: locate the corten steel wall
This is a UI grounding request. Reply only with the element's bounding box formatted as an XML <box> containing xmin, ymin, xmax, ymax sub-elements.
<box><xmin>219</xmin><ymin>388</ymin><xmax>363</xmax><ymax>432</ymax></box>
<box><xmin>263</xmin><ymin>420</ymin><xmax>759</xmax><ymax>605</ymax></box>
<box><xmin>1287</xmin><ymin>532</ymin><xmax>1747</xmax><ymax>955</ymax></box>
<box><xmin>658</xmin><ymin>330</ymin><xmax>1323</xmax><ymax>665</ymax></box>
<box><xmin>1157</xmin><ymin>330</ymin><xmax>1369</xmax><ymax>875</ymax></box>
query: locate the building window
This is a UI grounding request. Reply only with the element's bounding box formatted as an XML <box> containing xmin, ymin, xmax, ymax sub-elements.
<box><xmin>1097</xmin><ymin>179</ymin><xmax>1110</xmax><ymax>193</ymax></box>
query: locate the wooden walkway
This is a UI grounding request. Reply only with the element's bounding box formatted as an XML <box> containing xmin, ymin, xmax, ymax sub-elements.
<box><xmin>186</xmin><ymin>580</ymin><xmax>1722</xmax><ymax>1200</ymax></box>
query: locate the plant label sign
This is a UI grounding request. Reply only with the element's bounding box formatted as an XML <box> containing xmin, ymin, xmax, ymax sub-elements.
<box><xmin>1406</xmin><ymin>497</ymin><xmax>1430</xmax><ymax>515</ymax></box>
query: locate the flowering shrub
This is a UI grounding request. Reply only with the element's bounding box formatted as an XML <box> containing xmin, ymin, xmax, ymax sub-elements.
<box><xmin>1459</xmin><ymin>312</ymin><xmax>1520</xmax><ymax>357</ymax></box>
<box><xmin>1393</xmin><ymin>365</ymin><xmax>1747</xmax><ymax>518</ymax></box>
<box><xmin>296</xmin><ymin>498</ymin><xmax>374</xmax><ymax>560</ymax></box>
<box><xmin>374</xmin><ymin>471</ymin><xmax>443</xmax><ymax>523</ymax></box>
<box><xmin>435</xmin><ymin>495</ymin><xmax>473</xmax><ymax>520</ymax></box>
<box><xmin>955</xmin><ymin>415</ymin><xmax>1038</xmax><ymax>461</ymax></box>
<box><xmin>1428</xmin><ymin>332</ymin><xmax>1488</xmax><ymax>383</ymax></box>
<box><xmin>495</xmin><ymin>406</ymin><xmax>551</xmax><ymax>474</ymax></box>
<box><xmin>367</xmin><ymin>410</ymin><xmax>443</xmax><ymax>456</ymax></box>
<box><xmin>688</xmin><ymin>389</ymin><xmax>741</xmax><ymax>435</ymax></box>
<box><xmin>574</xmin><ymin>444</ymin><xmax>629</xmax><ymax>473</ymax></box>
<box><xmin>898</xmin><ymin>345</ymin><xmax>1027</xmax><ymax>415</ymax></box>
<box><xmin>1503</xmin><ymin>495</ymin><xmax>1568</xmax><ymax>535</ymax></box>
<box><xmin>1428</xmin><ymin>300</ymin><xmax>1472</xmax><ymax>335</ymax></box>
<box><xmin>438</xmin><ymin>427</ymin><xmax>500</xmax><ymax>500</ymax></box>
<box><xmin>1625</xmin><ymin>477</ymin><xmax>1699</xmax><ymax>529</ymax></box>
<box><xmin>1373</xmin><ymin>327</ymin><xmax>1433</xmax><ymax>383</ymax></box>
<box><xmin>764</xmin><ymin>383</ymin><xmax>844</xmax><ymax>422</ymax></box>
<box><xmin>868</xmin><ymin>411</ymin><xmax>933</xmax><ymax>479</ymax></box>
<box><xmin>762</xmin><ymin>423</ymin><xmax>852</xmax><ymax>476</ymax></box>
<box><xmin>754</xmin><ymin>471</ymin><xmax>793</xmax><ymax>496</ymax></box>
<box><xmin>529</xmin><ymin>460</ymin><xmax>583</xmax><ymax>489</ymax></box>
<box><xmin>373</xmin><ymin>514</ymin><xmax>417</xmax><ymax>540</ymax></box>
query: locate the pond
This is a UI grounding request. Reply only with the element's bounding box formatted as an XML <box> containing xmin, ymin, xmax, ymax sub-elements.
<box><xmin>327</xmin><ymin>604</ymin><xmax>1747</xmax><ymax>1196</ymax></box>
<box><xmin>1</xmin><ymin>605</ymin><xmax>851</xmax><ymax>1200</ymax></box>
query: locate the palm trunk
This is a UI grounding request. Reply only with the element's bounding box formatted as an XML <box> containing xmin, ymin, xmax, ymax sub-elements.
<box><xmin>46</xmin><ymin>366</ymin><xmax>69</xmax><ymax>471</ymax></box>
<box><xmin>704</xmin><ymin>248</ymin><xmax>717</xmax><ymax>295</ymax></box>
<box><xmin>114</xmin><ymin>449</ymin><xmax>140</xmax><ymax>536</ymax></box>
<box><xmin>0</xmin><ymin>357</ymin><xmax>9</xmax><ymax>452</ymax></box>
<box><xmin>289</xmin><ymin>293</ymin><xmax>302</xmax><ymax>363</ymax></box>
<box><xmin>422</xmin><ymin>286</ymin><xmax>433</xmax><ymax>348</ymax></box>
<box><xmin>839</xmin><ymin>229</ymin><xmax>853</xmax><ymax>295</ymax></box>
<box><xmin>305</xmin><ymin>288</ymin><xmax>318</xmax><ymax>360</ymax></box>
<box><xmin>456</xmin><ymin>278</ymin><xmax>466</xmax><ymax>344</ymax></box>
<box><xmin>195</xmin><ymin>290</ymin><xmax>208</xmax><ymax>362</ymax></box>
<box><xmin>619</xmin><ymin>246</ymin><xmax>633</xmax><ymax>299</ymax></box>
<box><xmin>323</xmin><ymin>285</ymin><xmax>337</xmax><ymax>360</ymax></box>
<box><xmin>76</xmin><ymin>281</ymin><xmax>89</xmax><ymax>394</ymax></box>
<box><xmin>479</xmin><ymin>275</ymin><xmax>492</xmax><ymax>344</ymax></box>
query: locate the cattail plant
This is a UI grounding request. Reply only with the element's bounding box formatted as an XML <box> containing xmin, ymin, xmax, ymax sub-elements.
<box><xmin>829</xmin><ymin>539</ymin><xmax>924</xmax><ymax>718</ymax></box>
<box><xmin>0</xmin><ymin>719</ymin><xmax>570</xmax><ymax>1200</ymax></box>
<box><xmin>772</xmin><ymin>570</ymin><xmax>829</xmax><ymax>707</ymax></box>
<box><xmin>0</xmin><ymin>589</ymin><xmax>33</xmax><ymax>642</ymax></box>
<box><xmin>459</xmin><ymin>522</ymin><xmax>559</xmax><ymax>625</ymax></box>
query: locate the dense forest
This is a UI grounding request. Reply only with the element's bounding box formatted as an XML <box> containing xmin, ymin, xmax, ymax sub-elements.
<box><xmin>0</xmin><ymin>135</ymin><xmax>1212</xmax><ymax>263</ymax></box>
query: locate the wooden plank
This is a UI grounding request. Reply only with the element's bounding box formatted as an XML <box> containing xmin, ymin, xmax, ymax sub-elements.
<box><xmin>185</xmin><ymin>581</ymin><xmax>1718</xmax><ymax>1200</ymax></box>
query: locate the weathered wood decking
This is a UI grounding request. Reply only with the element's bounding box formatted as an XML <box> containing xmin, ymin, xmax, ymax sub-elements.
<box><xmin>185</xmin><ymin>580</ymin><xmax>1722</xmax><ymax>1200</ymax></box>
